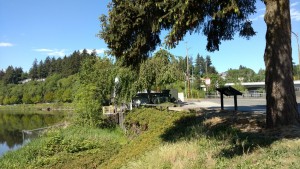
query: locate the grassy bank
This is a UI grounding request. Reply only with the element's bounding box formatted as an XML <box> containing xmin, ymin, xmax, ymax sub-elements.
<box><xmin>0</xmin><ymin>103</ymin><xmax>74</xmax><ymax>112</ymax></box>
<box><xmin>0</xmin><ymin>126</ymin><xmax>127</xmax><ymax>169</ymax></box>
<box><xmin>1</xmin><ymin>108</ymin><xmax>300</xmax><ymax>168</ymax></box>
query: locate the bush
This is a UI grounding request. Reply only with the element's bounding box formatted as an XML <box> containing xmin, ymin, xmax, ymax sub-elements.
<box><xmin>0</xmin><ymin>126</ymin><xmax>126</xmax><ymax>169</ymax></box>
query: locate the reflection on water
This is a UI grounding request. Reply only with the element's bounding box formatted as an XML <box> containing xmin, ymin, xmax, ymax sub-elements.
<box><xmin>0</xmin><ymin>111</ymin><xmax>65</xmax><ymax>156</ymax></box>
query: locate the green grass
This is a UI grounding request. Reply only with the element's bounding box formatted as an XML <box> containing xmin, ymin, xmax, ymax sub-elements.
<box><xmin>98</xmin><ymin>108</ymin><xmax>190</xmax><ymax>169</ymax></box>
<box><xmin>105</xmin><ymin>109</ymin><xmax>300</xmax><ymax>169</ymax></box>
<box><xmin>1</xmin><ymin>108</ymin><xmax>300</xmax><ymax>169</ymax></box>
<box><xmin>0</xmin><ymin>126</ymin><xmax>127</xmax><ymax>169</ymax></box>
<box><xmin>0</xmin><ymin>102</ymin><xmax>74</xmax><ymax>112</ymax></box>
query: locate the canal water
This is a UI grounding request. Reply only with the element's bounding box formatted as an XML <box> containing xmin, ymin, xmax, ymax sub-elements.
<box><xmin>0</xmin><ymin>110</ymin><xmax>66</xmax><ymax>156</ymax></box>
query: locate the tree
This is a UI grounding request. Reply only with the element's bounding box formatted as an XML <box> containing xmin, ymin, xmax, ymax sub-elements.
<box><xmin>263</xmin><ymin>0</ymin><xmax>299</xmax><ymax>127</ymax></box>
<box><xmin>3</xmin><ymin>66</ymin><xmax>15</xmax><ymax>84</ymax></box>
<box><xmin>99</xmin><ymin>1</ymin><xmax>163</xmax><ymax>67</ymax></box>
<box><xmin>194</xmin><ymin>54</ymin><xmax>202</xmax><ymax>77</ymax></box>
<box><xmin>29</xmin><ymin>59</ymin><xmax>38</xmax><ymax>80</ymax></box>
<box><xmin>0</xmin><ymin>69</ymin><xmax>4</xmax><ymax>81</ymax></box>
<box><xmin>226</xmin><ymin>65</ymin><xmax>256</xmax><ymax>82</ymax></box>
<box><xmin>137</xmin><ymin>49</ymin><xmax>180</xmax><ymax>102</ymax></box>
<box><xmin>100</xmin><ymin>0</ymin><xmax>299</xmax><ymax>128</ymax></box>
<box><xmin>205</xmin><ymin>56</ymin><xmax>218</xmax><ymax>75</ymax></box>
<box><xmin>2</xmin><ymin>66</ymin><xmax>23</xmax><ymax>84</ymax></box>
<box><xmin>44</xmin><ymin>56</ymin><xmax>52</xmax><ymax>77</ymax></box>
<box><xmin>74</xmin><ymin>57</ymin><xmax>115</xmax><ymax>127</ymax></box>
<box><xmin>37</xmin><ymin>60</ymin><xmax>47</xmax><ymax>78</ymax></box>
<box><xmin>254</xmin><ymin>69</ymin><xmax>265</xmax><ymax>82</ymax></box>
<box><xmin>206</xmin><ymin>73</ymin><xmax>226</xmax><ymax>94</ymax></box>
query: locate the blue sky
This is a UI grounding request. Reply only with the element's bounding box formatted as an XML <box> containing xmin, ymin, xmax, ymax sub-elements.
<box><xmin>0</xmin><ymin>0</ymin><xmax>300</xmax><ymax>73</ymax></box>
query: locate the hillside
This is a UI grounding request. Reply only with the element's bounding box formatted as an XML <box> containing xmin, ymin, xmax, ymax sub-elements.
<box><xmin>1</xmin><ymin>108</ymin><xmax>300</xmax><ymax>168</ymax></box>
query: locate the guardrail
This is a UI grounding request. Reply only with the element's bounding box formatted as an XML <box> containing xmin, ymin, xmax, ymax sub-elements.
<box><xmin>205</xmin><ymin>93</ymin><xmax>266</xmax><ymax>98</ymax></box>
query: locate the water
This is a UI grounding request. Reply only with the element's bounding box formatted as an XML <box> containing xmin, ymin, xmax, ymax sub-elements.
<box><xmin>0</xmin><ymin>110</ymin><xmax>66</xmax><ymax>156</ymax></box>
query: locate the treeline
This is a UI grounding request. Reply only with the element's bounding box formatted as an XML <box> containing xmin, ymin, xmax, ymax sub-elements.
<box><xmin>29</xmin><ymin>49</ymin><xmax>98</xmax><ymax>79</ymax></box>
<box><xmin>0</xmin><ymin>49</ymin><xmax>98</xmax><ymax>105</ymax></box>
<box><xmin>0</xmin><ymin>49</ymin><xmax>266</xmax><ymax>107</ymax></box>
<box><xmin>0</xmin><ymin>74</ymin><xmax>77</xmax><ymax>105</ymax></box>
<box><xmin>0</xmin><ymin>49</ymin><xmax>97</xmax><ymax>85</ymax></box>
<box><xmin>0</xmin><ymin>49</ymin><xmax>268</xmax><ymax>127</ymax></box>
<box><xmin>176</xmin><ymin>54</ymin><xmax>265</xmax><ymax>94</ymax></box>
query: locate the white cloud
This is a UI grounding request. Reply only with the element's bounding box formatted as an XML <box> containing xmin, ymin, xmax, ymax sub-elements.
<box><xmin>291</xmin><ymin>8</ymin><xmax>300</xmax><ymax>21</ymax></box>
<box><xmin>80</xmin><ymin>48</ymin><xmax>106</xmax><ymax>55</ymax></box>
<box><xmin>34</xmin><ymin>48</ymin><xmax>67</xmax><ymax>57</ymax></box>
<box><xmin>0</xmin><ymin>42</ymin><xmax>14</xmax><ymax>47</ymax></box>
<box><xmin>48</xmin><ymin>50</ymin><xmax>66</xmax><ymax>57</ymax></box>
<box><xmin>34</xmin><ymin>48</ymin><xmax>53</xmax><ymax>52</ymax></box>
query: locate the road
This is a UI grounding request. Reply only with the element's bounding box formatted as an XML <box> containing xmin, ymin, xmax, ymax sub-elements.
<box><xmin>185</xmin><ymin>97</ymin><xmax>300</xmax><ymax>113</ymax></box>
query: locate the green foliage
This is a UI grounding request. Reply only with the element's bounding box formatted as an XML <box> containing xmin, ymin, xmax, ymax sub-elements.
<box><xmin>226</xmin><ymin>65</ymin><xmax>257</xmax><ymax>82</ymax></box>
<box><xmin>74</xmin><ymin>84</ymin><xmax>102</xmax><ymax>127</ymax></box>
<box><xmin>74</xmin><ymin>57</ymin><xmax>115</xmax><ymax>127</ymax></box>
<box><xmin>0</xmin><ymin>102</ymin><xmax>74</xmax><ymax>112</ymax></box>
<box><xmin>29</xmin><ymin>58</ymin><xmax>39</xmax><ymax>80</ymax></box>
<box><xmin>233</xmin><ymin>82</ymin><xmax>246</xmax><ymax>92</ymax></box>
<box><xmin>137</xmin><ymin>49</ymin><xmax>183</xmax><ymax>93</ymax></box>
<box><xmin>166</xmin><ymin>81</ymin><xmax>185</xmax><ymax>93</ymax></box>
<box><xmin>43</xmin><ymin>92</ymin><xmax>55</xmax><ymax>103</ymax></box>
<box><xmin>2</xmin><ymin>66</ymin><xmax>24</xmax><ymax>84</ymax></box>
<box><xmin>120</xmin><ymin>110</ymin><xmax>300</xmax><ymax>169</ymax></box>
<box><xmin>254</xmin><ymin>68</ymin><xmax>265</xmax><ymax>81</ymax></box>
<box><xmin>0</xmin><ymin>126</ymin><xmax>126</xmax><ymax>169</ymax></box>
<box><xmin>0</xmin><ymin>73</ymin><xmax>78</xmax><ymax>105</ymax></box>
<box><xmin>115</xmin><ymin>65</ymin><xmax>139</xmax><ymax>103</ymax></box>
<box><xmin>189</xmin><ymin>89</ymin><xmax>206</xmax><ymax>98</ymax></box>
<box><xmin>100</xmin><ymin>0</ymin><xmax>256</xmax><ymax>65</ymax></box>
<box><xmin>206</xmin><ymin>73</ymin><xmax>226</xmax><ymax>94</ymax></box>
<box><xmin>1</xmin><ymin>108</ymin><xmax>300</xmax><ymax>168</ymax></box>
<box><xmin>99</xmin><ymin>108</ymin><xmax>190</xmax><ymax>168</ymax></box>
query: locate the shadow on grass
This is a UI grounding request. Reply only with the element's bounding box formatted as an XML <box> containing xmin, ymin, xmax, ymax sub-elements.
<box><xmin>160</xmin><ymin>110</ymin><xmax>298</xmax><ymax>158</ymax></box>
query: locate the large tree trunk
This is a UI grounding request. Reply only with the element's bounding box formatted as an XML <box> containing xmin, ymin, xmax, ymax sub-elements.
<box><xmin>264</xmin><ymin>0</ymin><xmax>300</xmax><ymax>128</ymax></box>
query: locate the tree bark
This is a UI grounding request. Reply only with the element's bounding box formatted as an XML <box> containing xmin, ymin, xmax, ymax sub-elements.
<box><xmin>264</xmin><ymin>0</ymin><xmax>300</xmax><ymax>128</ymax></box>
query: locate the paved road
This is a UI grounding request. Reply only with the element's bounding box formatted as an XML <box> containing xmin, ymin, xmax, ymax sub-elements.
<box><xmin>198</xmin><ymin>98</ymin><xmax>266</xmax><ymax>112</ymax></box>
<box><xmin>185</xmin><ymin>97</ymin><xmax>300</xmax><ymax>113</ymax></box>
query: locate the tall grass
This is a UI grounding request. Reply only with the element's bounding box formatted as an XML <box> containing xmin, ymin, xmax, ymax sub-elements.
<box><xmin>123</xmin><ymin>141</ymin><xmax>200</xmax><ymax>169</ymax></box>
<box><xmin>0</xmin><ymin>126</ymin><xmax>126</xmax><ymax>169</ymax></box>
<box><xmin>1</xmin><ymin>108</ymin><xmax>300</xmax><ymax>169</ymax></box>
<box><xmin>106</xmin><ymin>109</ymin><xmax>300</xmax><ymax>169</ymax></box>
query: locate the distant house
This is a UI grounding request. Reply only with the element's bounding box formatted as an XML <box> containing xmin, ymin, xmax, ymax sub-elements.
<box><xmin>37</xmin><ymin>78</ymin><xmax>46</xmax><ymax>82</ymax></box>
<box><xmin>219</xmin><ymin>72</ymin><xmax>227</xmax><ymax>80</ymax></box>
<box><xmin>20</xmin><ymin>79</ymin><xmax>31</xmax><ymax>84</ymax></box>
<box><xmin>19</xmin><ymin>78</ymin><xmax>45</xmax><ymax>84</ymax></box>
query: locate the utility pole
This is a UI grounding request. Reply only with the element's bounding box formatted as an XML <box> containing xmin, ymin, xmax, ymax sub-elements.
<box><xmin>292</xmin><ymin>32</ymin><xmax>300</xmax><ymax>79</ymax></box>
<box><xmin>186</xmin><ymin>42</ymin><xmax>190</xmax><ymax>98</ymax></box>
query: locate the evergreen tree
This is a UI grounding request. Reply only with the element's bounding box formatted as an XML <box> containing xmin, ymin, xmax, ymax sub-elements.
<box><xmin>29</xmin><ymin>59</ymin><xmax>38</xmax><ymax>80</ymax></box>
<box><xmin>194</xmin><ymin>54</ymin><xmax>201</xmax><ymax>76</ymax></box>
<box><xmin>37</xmin><ymin>60</ymin><xmax>47</xmax><ymax>78</ymax></box>
<box><xmin>2</xmin><ymin>66</ymin><xmax>23</xmax><ymax>84</ymax></box>
<box><xmin>44</xmin><ymin>56</ymin><xmax>51</xmax><ymax>76</ymax></box>
<box><xmin>205</xmin><ymin>56</ymin><xmax>218</xmax><ymax>75</ymax></box>
<box><xmin>99</xmin><ymin>0</ymin><xmax>300</xmax><ymax>128</ymax></box>
<box><xmin>0</xmin><ymin>69</ymin><xmax>5</xmax><ymax>81</ymax></box>
<box><xmin>50</xmin><ymin>57</ymin><xmax>57</xmax><ymax>74</ymax></box>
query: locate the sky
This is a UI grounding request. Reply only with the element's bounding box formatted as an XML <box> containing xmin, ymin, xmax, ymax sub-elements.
<box><xmin>0</xmin><ymin>0</ymin><xmax>300</xmax><ymax>73</ymax></box>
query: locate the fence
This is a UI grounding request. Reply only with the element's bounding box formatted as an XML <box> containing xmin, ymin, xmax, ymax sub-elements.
<box><xmin>205</xmin><ymin>92</ymin><xmax>266</xmax><ymax>98</ymax></box>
